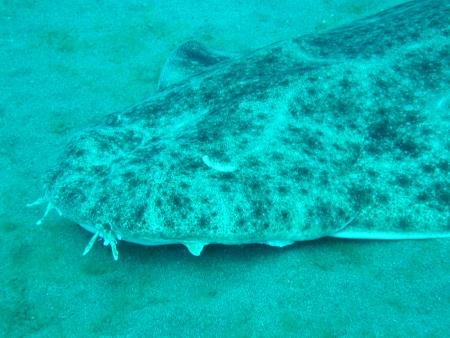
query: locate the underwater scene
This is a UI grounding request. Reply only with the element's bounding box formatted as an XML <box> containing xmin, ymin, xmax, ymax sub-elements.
<box><xmin>1</xmin><ymin>0</ymin><xmax>449</xmax><ymax>336</ymax></box>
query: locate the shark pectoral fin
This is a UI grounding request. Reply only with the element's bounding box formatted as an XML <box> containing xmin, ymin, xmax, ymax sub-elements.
<box><xmin>266</xmin><ymin>240</ymin><xmax>294</xmax><ymax>247</ymax></box>
<box><xmin>184</xmin><ymin>242</ymin><xmax>206</xmax><ymax>256</ymax></box>
<box><xmin>158</xmin><ymin>40</ymin><xmax>235</xmax><ymax>90</ymax></box>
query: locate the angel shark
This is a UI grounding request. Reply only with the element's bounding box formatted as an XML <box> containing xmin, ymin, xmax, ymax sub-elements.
<box><xmin>29</xmin><ymin>0</ymin><xmax>450</xmax><ymax>259</ymax></box>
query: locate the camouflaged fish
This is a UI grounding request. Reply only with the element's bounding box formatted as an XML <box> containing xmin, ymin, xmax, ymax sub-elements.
<box><xmin>29</xmin><ymin>0</ymin><xmax>450</xmax><ymax>259</ymax></box>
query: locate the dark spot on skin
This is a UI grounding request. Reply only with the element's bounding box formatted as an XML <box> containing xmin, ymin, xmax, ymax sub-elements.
<box><xmin>366</xmin><ymin>170</ymin><xmax>378</xmax><ymax>178</ymax></box>
<box><xmin>69</xmin><ymin>148</ymin><xmax>86</xmax><ymax>158</ymax></box>
<box><xmin>374</xmin><ymin>77</ymin><xmax>391</xmax><ymax>92</ymax></box>
<box><xmin>179</xmin><ymin>182</ymin><xmax>189</xmax><ymax>189</ymax></box>
<box><xmin>403</xmin><ymin>111</ymin><xmax>423</xmax><ymax>125</ymax></box>
<box><xmin>256</xmin><ymin>112</ymin><xmax>267</xmax><ymax>120</ymax></box>
<box><xmin>316</xmin><ymin>201</ymin><xmax>332</xmax><ymax>221</ymax></box>
<box><xmin>120</xmin><ymin>130</ymin><xmax>141</xmax><ymax>149</ymax></box>
<box><xmin>271</xmin><ymin>152</ymin><xmax>284</xmax><ymax>161</ymax></box>
<box><xmin>421</xmin><ymin>163</ymin><xmax>435</xmax><ymax>174</ymax></box>
<box><xmin>416</xmin><ymin>191</ymin><xmax>431</xmax><ymax>202</ymax></box>
<box><xmin>248</xmin><ymin>179</ymin><xmax>263</xmax><ymax>192</ymax></box>
<box><xmin>280</xmin><ymin>210</ymin><xmax>290</xmax><ymax>222</ymax></box>
<box><xmin>122</xmin><ymin>171</ymin><xmax>136</xmax><ymax>179</ymax></box>
<box><xmin>213</xmin><ymin>172</ymin><xmax>235</xmax><ymax>181</ymax></box>
<box><xmin>287</xmin><ymin>124</ymin><xmax>302</xmax><ymax>134</ymax></box>
<box><xmin>376</xmin><ymin>193</ymin><xmax>389</xmax><ymax>204</ymax></box>
<box><xmin>134</xmin><ymin>205</ymin><xmax>146</xmax><ymax>222</ymax></box>
<box><xmin>319</xmin><ymin>171</ymin><xmax>329</xmax><ymax>185</ymax></box>
<box><xmin>368</xmin><ymin>118</ymin><xmax>395</xmax><ymax>141</ymax></box>
<box><xmin>170</xmin><ymin>194</ymin><xmax>183</xmax><ymax>208</ymax></box>
<box><xmin>278</xmin><ymin>78</ymin><xmax>290</xmax><ymax>87</ymax></box>
<box><xmin>246</xmin><ymin>156</ymin><xmax>262</xmax><ymax>168</ymax></box>
<box><xmin>298</xmin><ymin>130</ymin><xmax>323</xmax><ymax>152</ymax></box>
<box><xmin>183</xmin><ymin>159</ymin><xmax>203</xmax><ymax>171</ymax></box>
<box><xmin>395</xmin><ymin>138</ymin><xmax>421</xmax><ymax>157</ymax></box>
<box><xmin>288</xmin><ymin>104</ymin><xmax>299</xmax><ymax>118</ymax></box>
<box><xmin>292</xmin><ymin>166</ymin><xmax>312</xmax><ymax>181</ymax></box>
<box><xmin>339</xmin><ymin>77</ymin><xmax>353</xmax><ymax>90</ymax></box>
<box><xmin>127</xmin><ymin>178</ymin><xmax>143</xmax><ymax>189</ymax></box>
<box><xmin>330</xmin><ymin>98</ymin><xmax>353</xmax><ymax>117</ymax></box>
<box><xmin>236</xmin><ymin>218</ymin><xmax>246</xmax><ymax>228</ymax></box>
<box><xmin>95</xmin><ymin>135</ymin><xmax>115</xmax><ymax>152</ymax></box>
<box><xmin>394</xmin><ymin>174</ymin><xmax>412</xmax><ymax>188</ymax></box>
<box><xmin>97</xmin><ymin>193</ymin><xmax>110</xmax><ymax>205</ymax></box>
<box><xmin>348</xmin><ymin>185</ymin><xmax>373</xmax><ymax>208</ymax></box>
<box><xmin>196</xmin><ymin>129</ymin><xmax>214</xmax><ymax>143</ymax></box>
<box><xmin>436</xmin><ymin>160</ymin><xmax>448</xmax><ymax>173</ymax></box>
<box><xmin>307</xmin><ymin>87</ymin><xmax>317</xmax><ymax>96</ymax></box>
<box><xmin>198</xmin><ymin>214</ymin><xmax>210</xmax><ymax>229</ymax></box>
<box><xmin>336</xmin><ymin>207</ymin><xmax>346</xmax><ymax>219</ymax></box>
<box><xmin>261</xmin><ymin>222</ymin><xmax>270</xmax><ymax>230</ymax></box>
<box><xmin>398</xmin><ymin>217</ymin><xmax>411</xmax><ymax>230</ymax></box>
<box><xmin>278</xmin><ymin>185</ymin><xmax>289</xmax><ymax>194</ymax></box>
<box><xmin>155</xmin><ymin>198</ymin><xmax>162</xmax><ymax>208</ymax></box>
<box><xmin>252</xmin><ymin>200</ymin><xmax>266</xmax><ymax>219</ymax></box>
<box><xmin>164</xmin><ymin>218</ymin><xmax>175</xmax><ymax>229</ymax></box>
<box><xmin>220</xmin><ymin>184</ymin><xmax>231</xmax><ymax>192</ymax></box>
<box><xmin>302</xmin><ymin>104</ymin><xmax>315</xmax><ymax>117</ymax></box>
<box><xmin>433</xmin><ymin>182</ymin><xmax>449</xmax><ymax>206</ymax></box>
<box><xmin>201</xmin><ymin>90</ymin><xmax>215</xmax><ymax>102</ymax></box>
<box><xmin>111</xmin><ymin>213</ymin><xmax>123</xmax><ymax>225</ymax></box>
<box><xmin>90</xmin><ymin>165</ymin><xmax>108</xmax><ymax>177</ymax></box>
<box><xmin>365</xmin><ymin>143</ymin><xmax>380</xmax><ymax>155</ymax></box>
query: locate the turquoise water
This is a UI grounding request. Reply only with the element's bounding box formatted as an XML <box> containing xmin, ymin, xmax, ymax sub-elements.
<box><xmin>1</xmin><ymin>0</ymin><xmax>449</xmax><ymax>336</ymax></box>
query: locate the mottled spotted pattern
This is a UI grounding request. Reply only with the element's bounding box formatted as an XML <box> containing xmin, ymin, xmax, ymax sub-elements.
<box><xmin>44</xmin><ymin>0</ymin><xmax>449</xmax><ymax>246</ymax></box>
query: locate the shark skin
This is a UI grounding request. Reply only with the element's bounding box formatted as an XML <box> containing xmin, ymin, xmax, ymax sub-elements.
<box><xmin>31</xmin><ymin>0</ymin><xmax>449</xmax><ymax>259</ymax></box>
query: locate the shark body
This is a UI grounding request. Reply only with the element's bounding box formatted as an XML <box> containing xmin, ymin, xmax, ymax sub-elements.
<box><xmin>32</xmin><ymin>0</ymin><xmax>450</xmax><ymax>258</ymax></box>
